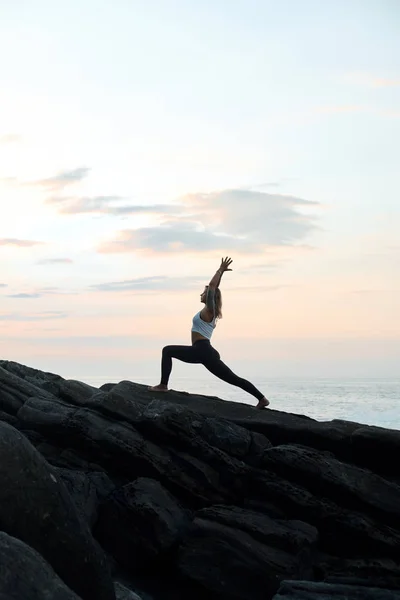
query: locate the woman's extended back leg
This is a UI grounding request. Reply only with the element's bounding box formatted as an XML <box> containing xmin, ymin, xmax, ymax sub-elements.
<box><xmin>203</xmin><ymin>356</ymin><xmax>266</xmax><ymax>402</ymax></box>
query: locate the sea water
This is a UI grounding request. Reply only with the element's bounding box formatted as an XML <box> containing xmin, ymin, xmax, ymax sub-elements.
<box><xmin>81</xmin><ymin>373</ymin><xmax>400</xmax><ymax>431</ymax></box>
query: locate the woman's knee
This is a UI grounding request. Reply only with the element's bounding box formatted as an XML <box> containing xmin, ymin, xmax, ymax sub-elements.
<box><xmin>162</xmin><ymin>345</ymin><xmax>173</xmax><ymax>356</ymax></box>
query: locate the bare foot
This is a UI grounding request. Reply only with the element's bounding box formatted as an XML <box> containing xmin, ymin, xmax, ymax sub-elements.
<box><xmin>148</xmin><ymin>384</ymin><xmax>169</xmax><ymax>392</ymax></box>
<box><xmin>256</xmin><ymin>397</ymin><xmax>270</xmax><ymax>409</ymax></box>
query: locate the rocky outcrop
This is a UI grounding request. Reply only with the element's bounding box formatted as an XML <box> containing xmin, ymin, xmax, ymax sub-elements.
<box><xmin>0</xmin><ymin>421</ymin><xmax>115</xmax><ymax>600</ymax></box>
<box><xmin>0</xmin><ymin>531</ymin><xmax>81</xmax><ymax>600</ymax></box>
<box><xmin>0</xmin><ymin>359</ymin><xmax>400</xmax><ymax>599</ymax></box>
<box><xmin>273</xmin><ymin>580</ymin><xmax>400</xmax><ymax>599</ymax></box>
<box><xmin>95</xmin><ymin>477</ymin><xmax>192</xmax><ymax>571</ymax></box>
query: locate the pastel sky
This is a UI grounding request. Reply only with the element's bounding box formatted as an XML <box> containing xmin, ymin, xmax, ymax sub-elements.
<box><xmin>0</xmin><ymin>0</ymin><xmax>399</xmax><ymax>382</ymax></box>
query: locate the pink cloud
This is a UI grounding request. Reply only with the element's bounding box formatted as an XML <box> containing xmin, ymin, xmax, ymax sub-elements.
<box><xmin>343</xmin><ymin>72</ymin><xmax>400</xmax><ymax>88</ymax></box>
<box><xmin>0</xmin><ymin>134</ymin><xmax>21</xmax><ymax>144</ymax></box>
<box><xmin>28</xmin><ymin>167</ymin><xmax>89</xmax><ymax>191</ymax></box>
<box><xmin>314</xmin><ymin>105</ymin><xmax>365</xmax><ymax>114</ymax></box>
<box><xmin>0</xmin><ymin>238</ymin><xmax>43</xmax><ymax>247</ymax></box>
<box><xmin>36</xmin><ymin>258</ymin><xmax>73</xmax><ymax>264</ymax></box>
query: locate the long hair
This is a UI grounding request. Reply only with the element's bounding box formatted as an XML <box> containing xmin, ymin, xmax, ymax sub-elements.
<box><xmin>214</xmin><ymin>288</ymin><xmax>223</xmax><ymax>320</ymax></box>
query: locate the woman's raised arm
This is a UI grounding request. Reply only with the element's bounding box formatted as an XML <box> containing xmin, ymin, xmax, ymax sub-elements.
<box><xmin>208</xmin><ymin>257</ymin><xmax>233</xmax><ymax>289</ymax></box>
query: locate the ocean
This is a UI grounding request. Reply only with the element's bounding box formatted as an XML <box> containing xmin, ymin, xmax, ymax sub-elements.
<box><xmin>81</xmin><ymin>373</ymin><xmax>400</xmax><ymax>431</ymax></box>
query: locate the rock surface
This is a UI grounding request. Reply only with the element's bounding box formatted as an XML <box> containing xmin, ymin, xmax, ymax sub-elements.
<box><xmin>273</xmin><ymin>580</ymin><xmax>400</xmax><ymax>599</ymax></box>
<box><xmin>0</xmin><ymin>359</ymin><xmax>400</xmax><ymax>599</ymax></box>
<box><xmin>0</xmin><ymin>531</ymin><xmax>81</xmax><ymax>600</ymax></box>
<box><xmin>0</xmin><ymin>421</ymin><xmax>115</xmax><ymax>600</ymax></box>
<box><xmin>95</xmin><ymin>477</ymin><xmax>192</xmax><ymax>571</ymax></box>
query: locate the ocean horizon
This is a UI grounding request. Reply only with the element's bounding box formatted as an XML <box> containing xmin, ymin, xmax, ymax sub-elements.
<box><xmin>77</xmin><ymin>372</ymin><xmax>400</xmax><ymax>432</ymax></box>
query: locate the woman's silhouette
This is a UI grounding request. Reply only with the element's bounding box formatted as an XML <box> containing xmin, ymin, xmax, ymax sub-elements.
<box><xmin>149</xmin><ymin>257</ymin><xmax>269</xmax><ymax>408</ymax></box>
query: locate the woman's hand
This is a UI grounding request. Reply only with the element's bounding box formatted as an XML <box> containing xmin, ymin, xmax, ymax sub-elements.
<box><xmin>219</xmin><ymin>257</ymin><xmax>233</xmax><ymax>272</ymax></box>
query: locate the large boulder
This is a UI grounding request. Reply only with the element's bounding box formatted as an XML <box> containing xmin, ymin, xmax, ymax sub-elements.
<box><xmin>317</xmin><ymin>555</ymin><xmax>400</xmax><ymax>590</ymax></box>
<box><xmin>54</xmin><ymin>467</ymin><xmax>115</xmax><ymax>527</ymax></box>
<box><xmin>96</xmin><ymin>477</ymin><xmax>192</xmax><ymax>571</ymax></box>
<box><xmin>247</xmin><ymin>467</ymin><xmax>400</xmax><ymax>557</ymax></box>
<box><xmin>0</xmin><ymin>531</ymin><xmax>81</xmax><ymax>600</ymax></box>
<box><xmin>0</xmin><ymin>363</ymin><xmax>56</xmax><ymax>415</ymax></box>
<box><xmin>178</xmin><ymin>507</ymin><xmax>318</xmax><ymax>600</ymax></box>
<box><xmin>260</xmin><ymin>444</ymin><xmax>400</xmax><ymax>525</ymax></box>
<box><xmin>114</xmin><ymin>582</ymin><xmax>144</xmax><ymax>600</ymax></box>
<box><xmin>0</xmin><ymin>421</ymin><xmax>115</xmax><ymax>600</ymax></box>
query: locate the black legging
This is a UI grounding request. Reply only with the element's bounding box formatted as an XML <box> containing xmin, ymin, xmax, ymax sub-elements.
<box><xmin>160</xmin><ymin>339</ymin><xmax>264</xmax><ymax>401</ymax></box>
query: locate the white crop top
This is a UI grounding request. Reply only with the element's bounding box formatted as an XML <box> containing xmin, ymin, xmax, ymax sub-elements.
<box><xmin>191</xmin><ymin>310</ymin><xmax>216</xmax><ymax>339</ymax></box>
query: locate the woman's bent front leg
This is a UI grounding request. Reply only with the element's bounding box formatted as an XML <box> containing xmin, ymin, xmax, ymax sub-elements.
<box><xmin>149</xmin><ymin>345</ymin><xmax>200</xmax><ymax>391</ymax></box>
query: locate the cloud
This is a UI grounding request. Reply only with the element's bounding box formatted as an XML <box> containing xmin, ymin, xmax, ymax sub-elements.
<box><xmin>351</xmin><ymin>289</ymin><xmax>394</xmax><ymax>295</ymax></box>
<box><xmin>47</xmin><ymin>195</ymin><xmax>181</xmax><ymax>216</ymax></box>
<box><xmin>36</xmin><ymin>258</ymin><xmax>73</xmax><ymax>265</ymax></box>
<box><xmin>98</xmin><ymin>189</ymin><xmax>319</xmax><ymax>255</ymax></box>
<box><xmin>1</xmin><ymin>334</ymin><xmax>158</xmax><ymax>348</ymax></box>
<box><xmin>242</xmin><ymin>262</ymin><xmax>286</xmax><ymax>274</ymax></box>
<box><xmin>0</xmin><ymin>311</ymin><xmax>68</xmax><ymax>321</ymax></box>
<box><xmin>0</xmin><ymin>134</ymin><xmax>21</xmax><ymax>144</ymax></box>
<box><xmin>380</xmin><ymin>110</ymin><xmax>400</xmax><ymax>119</ymax></box>
<box><xmin>90</xmin><ymin>275</ymin><xmax>206</xmax><ymax>292</ymax></box>
<box><xmin>314</xmin><ymin>105</ymin><xmax>400</xmax><ymax>120</ymax></box>
<box><xmin>0</xmin><ymin>283</ymin><xmax>7</xmax><ymax>288</ymax></box>
<box><xmin>99</xmin><ymin>222</ymin><xmax>253</xmax><ymax>254</ymax></box>
<box><xmin>0</xmin><ymin>177</ymin><xmax>18</xmax><ymax>186</ymax></box>
<box><xmin>30</xmin><ymin>167</ymin><xmax>89</xmax><ymax>191</ymax></box>
<box><xmin>315</xmin><ymin>105</ymin><xmax>365</xmax><ymax>115</ymax></box>
<box><xmin>35</xmin><ymin>286</ymin><xmax>78</xmax><ymax>296</ymax></box>
<box><xmin>3</xmin><ymin>286</ymin><xmax>75</xmax><ymax>298</ymax></box>
<box><xmin>0</xmin><ymin>238</ymin><xmax>43</xmax><ymax>247</ymax></box>
<box><xmin>6</xmin><ymin>293</ymin><xmax>41</xmax><ymax>299</ymax></box>
<box><xmin>227</xmin><ymin>284</ymin><xmax>292</xmax><ymax>292</ymax></box>
<box><xmin>343</xmin><ymin>72</ymin><xmax>400</xmax><ymax>88</ymax></box>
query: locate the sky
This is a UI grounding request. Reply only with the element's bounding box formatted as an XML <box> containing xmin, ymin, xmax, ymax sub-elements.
<box><xmin>0</xmin><ymin>0</ymin><xmax>399</xmax><ymax>383</ymax></box>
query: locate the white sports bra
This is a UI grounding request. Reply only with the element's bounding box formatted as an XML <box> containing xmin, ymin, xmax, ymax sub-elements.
<box><xmin>191</xmin><ymin>310</ymin><xmax>216</xmax><ymax>340</ymax></box>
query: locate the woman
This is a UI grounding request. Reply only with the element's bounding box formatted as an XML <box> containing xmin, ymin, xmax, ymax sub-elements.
<box><xmin>149</xmin><ymin>257</ymin><xmax>269</xmax><ymax>409</ymax></box>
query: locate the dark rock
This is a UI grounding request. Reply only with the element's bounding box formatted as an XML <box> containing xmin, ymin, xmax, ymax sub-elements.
<box><xmin>17</xmin><ymin>396</ymin><xmax>249</xmax><ymax>507</ymax></box>
<box><xmin>59</xmin><ymin>377</ymin><xmax>400</xmax><ymax>477</ymax></box>
<box><xmin>3</xmin><ymin>360</ymin><xmax>400</xmax><ymax>600</ymax></box>
<box><xmin>54</xmin><ymin>467</ymin><xmax>115</xmax><ymax>527</ymax></box>
<box><xmin>0</xmin><ymin>360</ymin><xmax>62</xmax><ymax>384</ymax></box>
<box><xmin>0</xmin><ymin>409</ymin><xmax>18</xmax><ymax>426</ymax></box>
<box><xmin>45</xmin><ymin>385</ymin><xmax>273</xmax><ymax>469</ymax></box>
<box><xmin>244</xmin><ymin>498</ymin><xmax>288</xmax><ymax>519</ymax></box>
<box><xmin>20</xmin><ymin>428</ymin><xmax>46</xmax><ymax>445</ymax></box>
<box><xmin>114</xmin><ymin>582</ymin><xmax>144</xmax><ymax>600</ymax></box>
<box><xmin>197</xmin><ymin>505</ymin><xmax>318</xmax><ymax>554</ymax></box>
<box><xmin>351</xmin><ymin>425</ymin><xmax>400</xmax><ymax>476</ymax></box>
<box><xmin>0</xmin><ymin>421</ymin><xmax>115</xmax><ymax>600</ymax></box>
<box><xmin>178</xmin><ymin>515</ymin><xmax>315</xmax><ymax>600</ymax></box>
<box><xmin>41</xmin><ymin>378</ymin><xmax>99</xmax><ymax>405</ymax></box>
<box><xmin>317</xmin><ymin>555</ymin><xmax>400</xmax><ymax>590</ymax></box>
<box><xmin>37</xmin><ymin>442</ymin><xmax>108</xmax><ymax>472</ymax></box>
<box><xmin>0</xmin><ymin>386</ymin><xmax>25</xmax><ymax>414</ymax></box>
<box><xmin>0</xmin><ymin>363</ymin><xmax>55</xmax><ymax>415</ymax></box>
<box><xmin>101</xmin><ymin>382</ymin><xmax>118</xmax><ymax>392</ymax></box>
<box><xmin>134</xmin><ymin>400</ymin><xmax>273</xmax><ymax>468</ymax></box>
<box><xmin>260</xmin><ymin>444</ymin><xmax>400</xmax><ymax>525</ymax></box>
<box><xmin>96</xmin><ymin>477</ymin><xmax>191</xmax><ymax>571</ymax></box>
<box><xmin>247</xmin><ymin>468</ymin><xmax>400</xmax><ymax>557</ymax></box>
<box><xmin>0</xmin><ymin>531</ymin><xmax>81</xmax><ymax>600</ymax></box>
<box><xmin>272</xmin><ymin>580</ymin><xmax>400</xmax><ymax>599</ymax></box>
